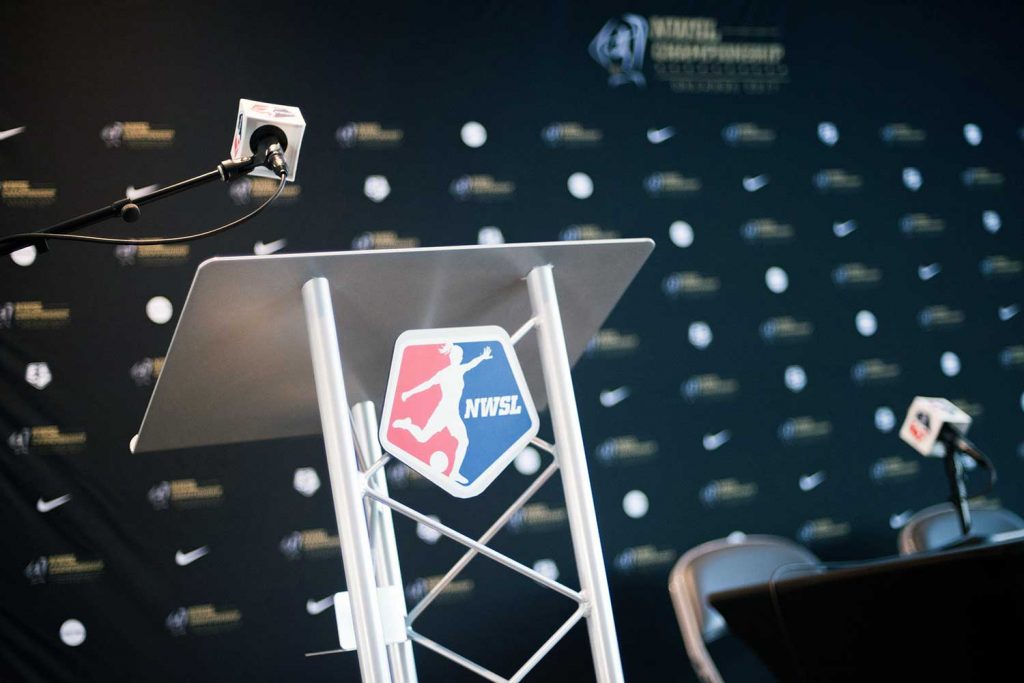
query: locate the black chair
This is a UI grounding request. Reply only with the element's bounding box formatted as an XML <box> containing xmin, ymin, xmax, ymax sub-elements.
<box><xmin>897</xmin><ymin>502</ymin><xmax>1024</xmax><ymax>554</ymax></box>
<box><xmin>668</xmin><ymin>533</ymin><xmax>821</xmax><ymax>683</ymax></box>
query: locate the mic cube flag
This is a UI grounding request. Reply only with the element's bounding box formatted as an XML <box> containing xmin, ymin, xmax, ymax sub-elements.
<box><xmin>230</xmin><ymin>98</ymin><xmax>305</xmax><ymax>181</ymax></box>
<box><xmin>380</xmin><ymin>326</ymin><xmax>539</xmax><ymax>498</ymax></box>
<box><xmin>899</xmin><ymin>396</ymin><xmax>973</xmax><ymax>456</ymax></box>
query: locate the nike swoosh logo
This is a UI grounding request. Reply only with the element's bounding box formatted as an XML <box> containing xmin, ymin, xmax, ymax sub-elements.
<box><xmin>646</xmin><ymin>127</ymin><xmax>676</xmax><ymax>144</ymax></box>
<box><xmin>0</xmin><ymin>126</ymin><xmax>26</xmax><ymax>141</ymax></box>
<box><xmin>126</xmin><ymin>184</ymin><xmax>160</xmax><ymax>200</ymax></box>
<box><xmin>175</xmin><ymin>546</ymin><xmax>210</xmax><ymax>566</ymax></box>
<box><xmin>305</xmin><ymin>595</ymin><xmax>335</xmax><ymax>615</ymax></box>
<box><xmin>799</xmin><ymin>471</ymin><xmax>826</xmax><ymax>491</ymax></box>
<box><xmin>832</xmin><ymin>220</ymin><xmax>857</xmax><ymax>237</ymax></box>
<box><xmin>702</xmin><ymin>430</ymin><xmax>731</xmax><ymax>451</ymax></box>
<box><xmin>599</xmin><ymin>386</ymin><xmax>630</xmax><ymax>407</ymax></box>
<box><xmin>918</xmin><ymin>263</ymin><xmax>941</xmax><ymax>281</ymax></box>
<box><xmin>254</xmin><ymin>238</ymin><xmax>287</xmax><ymax>255</ymax></box>
<box><xmin>36</xmin><ymin>494</ymin><xmax>71</xmax><ymax>513</ymax></box>
<box><xmin>889</xmin><ymin>510</ymin><xmax>913</xmax><ymax>529</ymax></box>
<box><xmin>999</xmin><ymin>304</ymin><xmax>1019</xmax><ymax>321</ymax></box>
<box><xmin>742</xmin><ymin>175</ymin><xmax>769</xmax><ymax>192</ymax></box>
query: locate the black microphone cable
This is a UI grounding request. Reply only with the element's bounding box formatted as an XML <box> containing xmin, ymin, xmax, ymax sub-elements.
<box><xmin>0</xmin><ymin>173</ymin><xmax>287</xmax><ymax>249</ymax></box>
<box><xmin>765</xmin><ymin>560</ymin><xmax>824</xmax><ymax>683</ymax></box>
<box><xmin>942</xmin><ymin>427</ymin><xmax>998</xmax><ymax>497</ymax></box>
<box><xmin>0</xmin><ymin>143</ymin><xmax>290</xmax><ymax>252</ymax></box>
<box><xmin>765</xmin><ymin>554</ymin><xmax>918</xmax><ymax>682</ymax></box>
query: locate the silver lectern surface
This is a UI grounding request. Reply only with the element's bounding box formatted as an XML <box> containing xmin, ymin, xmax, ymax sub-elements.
<box><xmin>134</xmin><ymin>239</ymin><xmax>654</xmax><ymax>453</ymax></box>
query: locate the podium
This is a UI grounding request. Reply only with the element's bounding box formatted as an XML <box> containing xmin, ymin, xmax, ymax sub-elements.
<box><xmin>133</xmin><ymin>239</ymin><xmax>655</xmax><ymax>683</ymax></box>
<box><xmin>708</xmin><ymin>535</ymin><xmax>1024</xmax><ymax>681</ymax></box>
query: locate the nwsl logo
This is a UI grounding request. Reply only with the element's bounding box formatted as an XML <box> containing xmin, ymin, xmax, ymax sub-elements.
<box><xmin>380</xmin><ymin>326</ymin><xmax>539</xmax><ymax>498</ymax></box>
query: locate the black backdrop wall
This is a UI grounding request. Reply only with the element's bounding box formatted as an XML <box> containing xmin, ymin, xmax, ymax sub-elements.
<box><xmin>1</xmin><ymin>1</ymin><xmax>1022</xmax><ymax>681</ymax></box>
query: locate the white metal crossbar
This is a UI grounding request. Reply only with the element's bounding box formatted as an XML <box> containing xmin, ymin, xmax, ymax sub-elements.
<box><xmin>350</xmin><ymin>334</ymin><xmax>597</xmax><ymax>679</ymax></box>
<box><xmin>301</xmin><ymin>262</ymin><xmax>624</xmax><ymax>682</ymax></box>
<box><xmin>364</xmin><ymin>488</ymin><xmax>583</xmax><ymax>603</ymax></box>
<box><xmin>403</xmin><ymin>440</ymin><xmax>561</xmax><ymax>623</ymax></box>
<box><xmin>406</xmin><ymin>604</ymin><xmax>588</xmax><ymax>683</ymax></box>
<box><xmin>357</xmin><ymin>435</ymin><xmax>589</xmax><ymax>681</ymax></box>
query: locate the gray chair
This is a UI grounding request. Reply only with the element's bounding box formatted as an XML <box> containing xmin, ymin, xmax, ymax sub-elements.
<box><xmin>668</xmin><ymin>532</ymin><xmax>822</xmax><ymax>683</ymax></box>
<box><xmin>897</xmin><ymin>502</ymin><xmax>1024</xmax><ymax>555</ymax></box>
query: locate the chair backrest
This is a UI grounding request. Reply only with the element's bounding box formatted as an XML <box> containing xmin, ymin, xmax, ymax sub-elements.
<box><xmin>668</xmin><ymin>533</ymin><xmax>821</xmax><ymax>683</ymax></box>
<box><xmin>898</xmin><ymin>503</ymin><xmax>1024</xmax><ymax>555</ymax></box>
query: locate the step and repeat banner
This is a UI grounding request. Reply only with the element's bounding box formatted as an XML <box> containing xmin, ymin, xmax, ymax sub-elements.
<box><xmin>1</xmin><ymin>1</ymin><xmax>1022</xmax><ymax>681</ymax></box>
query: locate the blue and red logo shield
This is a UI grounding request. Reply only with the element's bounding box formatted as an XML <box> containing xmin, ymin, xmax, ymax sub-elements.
<box><xmin>380</xmin><ymin>326</ymin><xmax>539</xmax><ymax>498</ymax></box>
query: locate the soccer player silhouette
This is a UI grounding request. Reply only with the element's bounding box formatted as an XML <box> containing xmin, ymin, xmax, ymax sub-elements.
<box><xmin>392</xmin><ymin>343</ymin><xmax>492</xmax><ymax>485</ymax></box>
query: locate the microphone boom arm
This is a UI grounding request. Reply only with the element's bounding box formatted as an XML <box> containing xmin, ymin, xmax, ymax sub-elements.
<box><xmin>1</xmin><ymin>155</ymin><xmax>259</xmax><ymax>256</ymax></box>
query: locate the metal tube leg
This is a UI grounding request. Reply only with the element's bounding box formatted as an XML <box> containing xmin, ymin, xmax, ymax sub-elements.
<box><xmin>302</xmin><ymin>278</ymin><xmax>392</xmax><ymax>683</ymax></box>
<box><xmin>526</xmin><ymin>265</ymin><xmax>625</xmax><ymax>683</ymax></box>
<box><xmin>352</xmin><ymin>401</ymin><xmax>418</xmax><ymax>683</ymax></box>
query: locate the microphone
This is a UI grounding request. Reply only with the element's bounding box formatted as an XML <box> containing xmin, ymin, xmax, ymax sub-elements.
<box><xmin>899</xmin><ymin>396</ymin><xmax>997</xmax><ymax>540</ymax></box>
<box><xmin>899</xmin><ymin>396</ymin><xmax>973</xmax><ymax>457</ymax></box>
<box><xmin>229</xmin><ymin>99</ymin><xmax>306</xmax><ymax>181</ymax></box>
<box><xmin>0</xmin><ymin>98</ymin><xmax>305</xmax><ymax>255</ymax></box>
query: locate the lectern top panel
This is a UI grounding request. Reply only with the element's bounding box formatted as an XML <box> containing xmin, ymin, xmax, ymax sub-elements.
<box><xmin>134</xmin><ymin>239</ymin><xmax>654</xmax><ymax>453</ymax></box>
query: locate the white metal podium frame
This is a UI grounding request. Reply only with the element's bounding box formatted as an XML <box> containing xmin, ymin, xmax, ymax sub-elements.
<box><xmin>302</xmin><ymin>265</ymin><xmax>622</xmax><ymax>683</ymax></box>
<box><xmin>133</xmin><ymin>240</ymin><xmax>654</xmax><ymax>682</ymax></box>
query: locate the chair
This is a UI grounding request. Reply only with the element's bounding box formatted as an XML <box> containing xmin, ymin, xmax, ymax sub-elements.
<box><xmin>668</xmin><ymin>532</ymin><xmax>822</xmax><ymax>683</ymax></box>
<box><xmin>897</xmin><ymin>502</ymin><xmax>1024</xmax><ymax>555</ymax></box>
